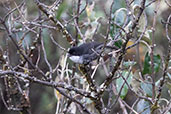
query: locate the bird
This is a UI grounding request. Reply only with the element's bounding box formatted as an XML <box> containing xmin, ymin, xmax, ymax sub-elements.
<box><xmin>68</xmin><ymin>42</ymin><xmax>118</xmax><ymax>65</ymax></box>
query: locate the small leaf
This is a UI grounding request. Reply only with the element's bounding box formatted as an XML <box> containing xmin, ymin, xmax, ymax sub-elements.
<box><xmin>116</xmin><ymin>71</ymin><xmax>133</xmax><ymax>99</ymax></box>
<box><xmin>70</xmin><ymin>103</ymin><xmax>77</xmax><ymax>114</ymax></box>
<box><xmin>110</xmin><ymin>8</ymin><xmax>128</xmax><ymax>38</ymax></box>
<box><xmin>86</xmin><ymin>2</ymin><xmax>95</xmax><ymax>20</ymax></box>
<box><xmin>84</xmin><ymin>18</ymin><xmax>100</xmax><ymax>39</ymax></box>
<box><xmin>84</xmin><ymin>98</ymin><xmax>93</xmax><ymax>104</ymax></box>
<box><xmin>114</xmin><ymin>8</ymin><xmax>127</xmax><ymax>26</ymax></box>
<box><xmin>55</xmin><ymin>2</ymin><xmax>67</xmax><ymax>19</ymax></box>
<box><xmin>143</xmin><ymin>52</ymin><xmax>151</xmax><ymax>75</ymax></box>
<box><xmin>137</xmin><ymin>99</ymin><xmax>151</xmax><ymax>114</ymax></box>
<box><xmin>131</xmin><ymin>70</ymin><xmax>141</xmax><ymax>92</ymax></box>
<box><xmin>142</xmin><ymin>52</ymin><xmax>161</xmax><ymax>75</ymax></box>
<box><xmin>167</xmin><ymin>73</ymin><xmax>171</xmax><ymax>80</ymax></box>
<box><xmin>114</xmin><ymin>40</ymin><xmax>123</xmax><ymax>48</ymax></box>
<box><xmin>123</xmin><ymin>61</ymin><xmax>136</xmax><ymax>68</ymax></box>
<box><xmin>141</xmin><ymin>29</ymin><xmax>152</xmax><ymax>45</ymax></box>
<box><xmin>141</xmin><ymin>82</ymin><xmax>152</xmax><ymax>97</ymax></box>
<box><xmin>55</xmin><ymin>90</ymin><xmax>62</xmax><ymax>101</ymax></box>
<box><xmin>153</xmin><ymin>54</ymin><xmax>161</xmax><ymax>73</ymax></box>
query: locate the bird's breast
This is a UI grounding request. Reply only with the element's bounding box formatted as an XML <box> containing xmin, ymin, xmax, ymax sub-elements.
<box><xmin>69</xmin><ymin>55</ymin><xmax>83</xmax><ymax>64</ymax></box>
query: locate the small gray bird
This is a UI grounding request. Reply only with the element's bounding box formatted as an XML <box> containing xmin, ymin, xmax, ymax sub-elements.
<box><xmin>68</xmin><ymin>42</ymin><xmax>118</xmax><ymax>64</ymax></box>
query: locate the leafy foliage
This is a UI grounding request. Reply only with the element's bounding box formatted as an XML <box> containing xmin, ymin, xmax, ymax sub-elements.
<box><xmin>143</xmin><ymin>52</ymin><xmax>161</xmax><ymax>75</ymax></box>
<box><xmin>116</xmin><ymin>71</ymin><xmax>133</xmax><ymax>99</ymax></box>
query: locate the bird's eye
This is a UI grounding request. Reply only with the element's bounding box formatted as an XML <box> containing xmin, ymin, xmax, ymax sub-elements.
<box><xmin>72</xmin><ymin>51</ymin><xmax>76</xmax><ymax>55</ymax></box>
<box><xmin>69</xmin><ymin>48</ymin><xmax>76</xmax><ymax>55</ymax></box>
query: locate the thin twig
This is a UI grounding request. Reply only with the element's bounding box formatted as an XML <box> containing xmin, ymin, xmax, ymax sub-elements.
<box><xmin>150</xmin><ymin>0</ymin><xmax>161</xmax><ymax>101</ymax></box>
<box><xmin>0</xmin><ymin>69</ymin><xmax>92</xmax><ymax>114</ymax></box>
<box><xmin>0</xmin><ymin>18</ymin><xmax>48</xmax><ymax>80</ymax></box>
<box><xmin>3</xmin><ymin>1</ymin><xmax>25</xmax><ymax>21</ymax></box>
<box><xmin>121</xmin><ymin>100</ymin><xmax>139</xmax><ymax>114</ymax></box>
<box><xmin>154</xmin><ymin>14</ymin><xmax>171</xmax><ymax>107</ymax></box>
<box><xmin>41</xmin><ymin>30</ymin><xmax>53</xmax><ymax>80</ymax></box>
<box><xmin>50</xmin><ymin>34</ymin><xmax>67</xmax><ymax>52</ymax></box>
<box><xmin>35</xmin><ymin>0</ymin><xmax>74</xmax><ymax>43</ymax></box>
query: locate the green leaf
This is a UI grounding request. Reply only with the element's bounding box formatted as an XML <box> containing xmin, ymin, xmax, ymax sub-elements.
<box><xmin>123</xmin><ymin>61</ymin><xmax>136</xmax><ymax>68</ymax></box>
<box><xmin>116</xmin><ymin>71</ymin><xmax>133</xmax><ymax>99</ymax></box>
<box><xmin>142</xmin><ymin>52</ymin><xmax>161</xmax><ymax>75</ymax></box>
<box><xmin>153</xmin><ymin>54</ymin><xmax>161</xmax><ymax>72</ymax></box>
<box><xmin>137</xmin><ymin>99</ymin><xmax>151</xmax><ymax>114</ymax></box>
<box><xmin>114</xmin><ymin>8</ymin><xmax>127</xmax><ymax>26</ymax></box>
<box><xmin>55</xmin><ymin>2</ymin><xmax>67</xmax><ymax>19</ymax></box>
<box><xmin>114</xmin><ymin>40</ymin><xmax>123</xmax><ymax>48</ymax></box>
<box><xmin>110</xmin><ymin>8</ymin><xmax>128</xmax><ymax>38</ymax></box>
<box><xmin>141</xmin><ymin>82</ymin><xmax>152</xmax><ymax>97</ymax></box>
<box><xmin>141</xmin><ymin>29</ymin><xmax>152</xmax><ymax>45</ymax></box>
<box><xmin>143</xmin><ymin>52</ymin><xmax>151</xmax><ymax>75</ymax></box>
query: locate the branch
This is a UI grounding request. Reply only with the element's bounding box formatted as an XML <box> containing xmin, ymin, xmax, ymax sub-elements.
<box><xmin>150</xmin><ymin>0</ymin><xmax>161</xmax><ymax>101</ymax></box>
<box><xmin>155</xmin><ymin>14</ymin><xmax>171</xmax><ymax>106</ymax></box>
<box><xmin>0</xmin><ymin>18</ymin><xmax>48</xmax><ymax>80</ymax></box>
<box><xmin>98</xmin><ymin>0</ymin><xmax>147</xmax><ymax>99</ymax></box>
<box><xmin>0</xmin><ymin>69</ymin><xmax>92</xmax><ymax>114</ymax></box>
<box><xmin>34</xmin><ymin>0</ymin><xmax>74</xmax><ymax>44</ymax></box>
